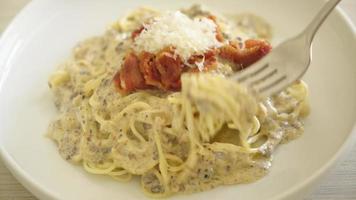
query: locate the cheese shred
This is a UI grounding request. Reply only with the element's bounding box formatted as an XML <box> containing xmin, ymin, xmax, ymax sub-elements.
<box><xmin>133</xmin><ymin>11</ymin><xmax>221</xmax><ymax>62</ymax></box>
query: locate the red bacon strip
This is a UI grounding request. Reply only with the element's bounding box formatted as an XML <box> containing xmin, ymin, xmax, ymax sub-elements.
<box><xmin>207</xmin><ymin>15</ymin><xmax>224</xmax><ymax>42</ymax></box>
<box><xmin>114</xmin><ymin>39</ymin><xmax>271</xmax><ymax>94</ymax></box>
<box><xmin>114</xmin><ymin>52</ymin><xmax>146</xmax><ymax>94</ymax></box>
<box><xmin>113</xmin><ymin>49</ymin><xmax>220</xmax><ymax>94</ymax></box>
<box><xmin>131</xmin><ymin>26</ymin><xmax>145</xmax><ymax>39</ymax></box>
<box><xmin>138</xmin><ymin>52</ymin><xmax>162</xmax><ymax>89</ymax></box>
<box><xmin>219</xmin><ymin>39</ymin><xmax>272</xmax><ymax>70</ymax></box>
<box><xmin>187</xmin><ymin>50</ymin><xmax>218</xmax><ymax>73</ymax></box>
<box><xmin>155</xmin><ymin>48</ymin><xmax>183</xmax><ymax>90</ymax></box>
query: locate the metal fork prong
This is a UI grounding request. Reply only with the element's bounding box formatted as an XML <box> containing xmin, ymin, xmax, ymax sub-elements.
<box><xmin>229</xmin><ymin>0</ymin><xmax>341</xmax><ymax>97</ymax></box>
<box><xmin>233</xmin><ymin>61</ymin><xmax>270</xmax><ymax>82</ymax></box>
<box><xmin>259</xmin><ymin>79</ymin><xmax>290</xmax><ymax>98</ymax></box>
<box><xmin>256</xmin><ymin>74</ymin><xmax>287</xmax><ymax>94</ymax></box>
<box><xmin>247</xmin><ymin>67</ymin><xmax>278</xmax><ymax>87</ymax></box>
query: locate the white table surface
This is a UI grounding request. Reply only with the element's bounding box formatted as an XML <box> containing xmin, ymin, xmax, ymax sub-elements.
<box><xmin>0</xmin><ymin>0</ymin><xmax>355</xmax><ymax>200</ymax></box>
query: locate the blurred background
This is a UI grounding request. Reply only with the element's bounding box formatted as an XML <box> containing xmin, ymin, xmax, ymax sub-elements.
<box><xmin>0</xmin><ymin>0</ymin><xmax>29</xmax><ymax>32</ymax></box>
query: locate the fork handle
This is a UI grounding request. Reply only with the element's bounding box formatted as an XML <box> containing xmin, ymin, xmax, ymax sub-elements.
<box><xmin>304</xmin><ymin>0</ymin><xmax>342</xmax><ymax>44</ymax></box>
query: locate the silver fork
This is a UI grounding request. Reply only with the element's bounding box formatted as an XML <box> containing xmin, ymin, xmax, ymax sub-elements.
<box><xmin>231</xmin><ymin>0</ymin><xmax>342</xmax><ymax>97</ymax></box>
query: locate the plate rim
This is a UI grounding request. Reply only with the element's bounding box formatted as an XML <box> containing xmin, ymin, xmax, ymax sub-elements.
<box><xmin>271</xmin><ymin>6</ymin><xmax>356</xmax><ymax>200</ymax></box>
<box><xmin>0</xmin><ymin>1</ymin><xmax>355</xmax><ymax>200</ymax></box>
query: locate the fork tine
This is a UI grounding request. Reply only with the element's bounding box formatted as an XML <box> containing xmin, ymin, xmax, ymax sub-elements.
<box><xmin>255</xmin><ymin>74</ymin><xmax>288</xmax><ymax>96</ymax></box>
<box><xmin>246</xmin><ymin>67</ymin><xmax>278</xmax><ymax>86</ymax></box>
<box><xmin>231</xmin><ymin>59</ymin><xmax>270</xmax><ymax>82</ymax></box>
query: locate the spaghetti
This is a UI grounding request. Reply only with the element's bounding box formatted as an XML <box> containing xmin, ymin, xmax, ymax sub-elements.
<box><xmin>47</xmin><ymin>5</ymin><xmax>309</xmax><ymax>197</ymax></box>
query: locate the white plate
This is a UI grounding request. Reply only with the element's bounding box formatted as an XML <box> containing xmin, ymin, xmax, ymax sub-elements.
<box><xmin>0</xmin><ymin>0</ymin><xmax>355</xmax><ymax>200</ymax></box>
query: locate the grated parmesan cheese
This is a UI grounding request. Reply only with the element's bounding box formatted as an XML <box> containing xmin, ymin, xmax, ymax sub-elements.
<box><xmin>132</xmin><ymin>11</ymin><xmax>221</xmax><ymax>64</ymax></box>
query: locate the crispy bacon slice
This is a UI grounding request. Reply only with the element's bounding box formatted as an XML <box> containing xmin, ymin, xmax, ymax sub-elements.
<box><xmin>155</xmin><ymin>49</ymin><xmax>183</xmax><ymax>90</ymax></box>
<box><xmin>187</xmin><ymin>50</ymin><xmax>218</xmax><ymax>73</ymax></box>
<box><xmin>207</xmin><ymin>15</ymin><xmax>224</xmax><ymax>42</ymax></box>
<box><xmin>114</xmin><ymin>52</ymin><xmax>146</xmax><ymax>94</ymax></box>
<box><xmin>138</xmin><ymin>52</ymin><xmax>162</xmax><ymax>89</ymax></box>
<box><xmin>114</xmin><ymin>41</ymin><xmax>271</xmax><ymax>94</ymax></box>
<box><xmin>219</xmin><ymin>39</ymin><xmax>272</xmax><ymax>70</ymax></box>
<box><xmin>114</xmin><ymin>49</ymin><xmax>220</xmax><ymax>94</ymax></box>
<box><xmin>131</xmin><ymin>26</ymin><xmax>145</xmax><ymax>39</ymax></box>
